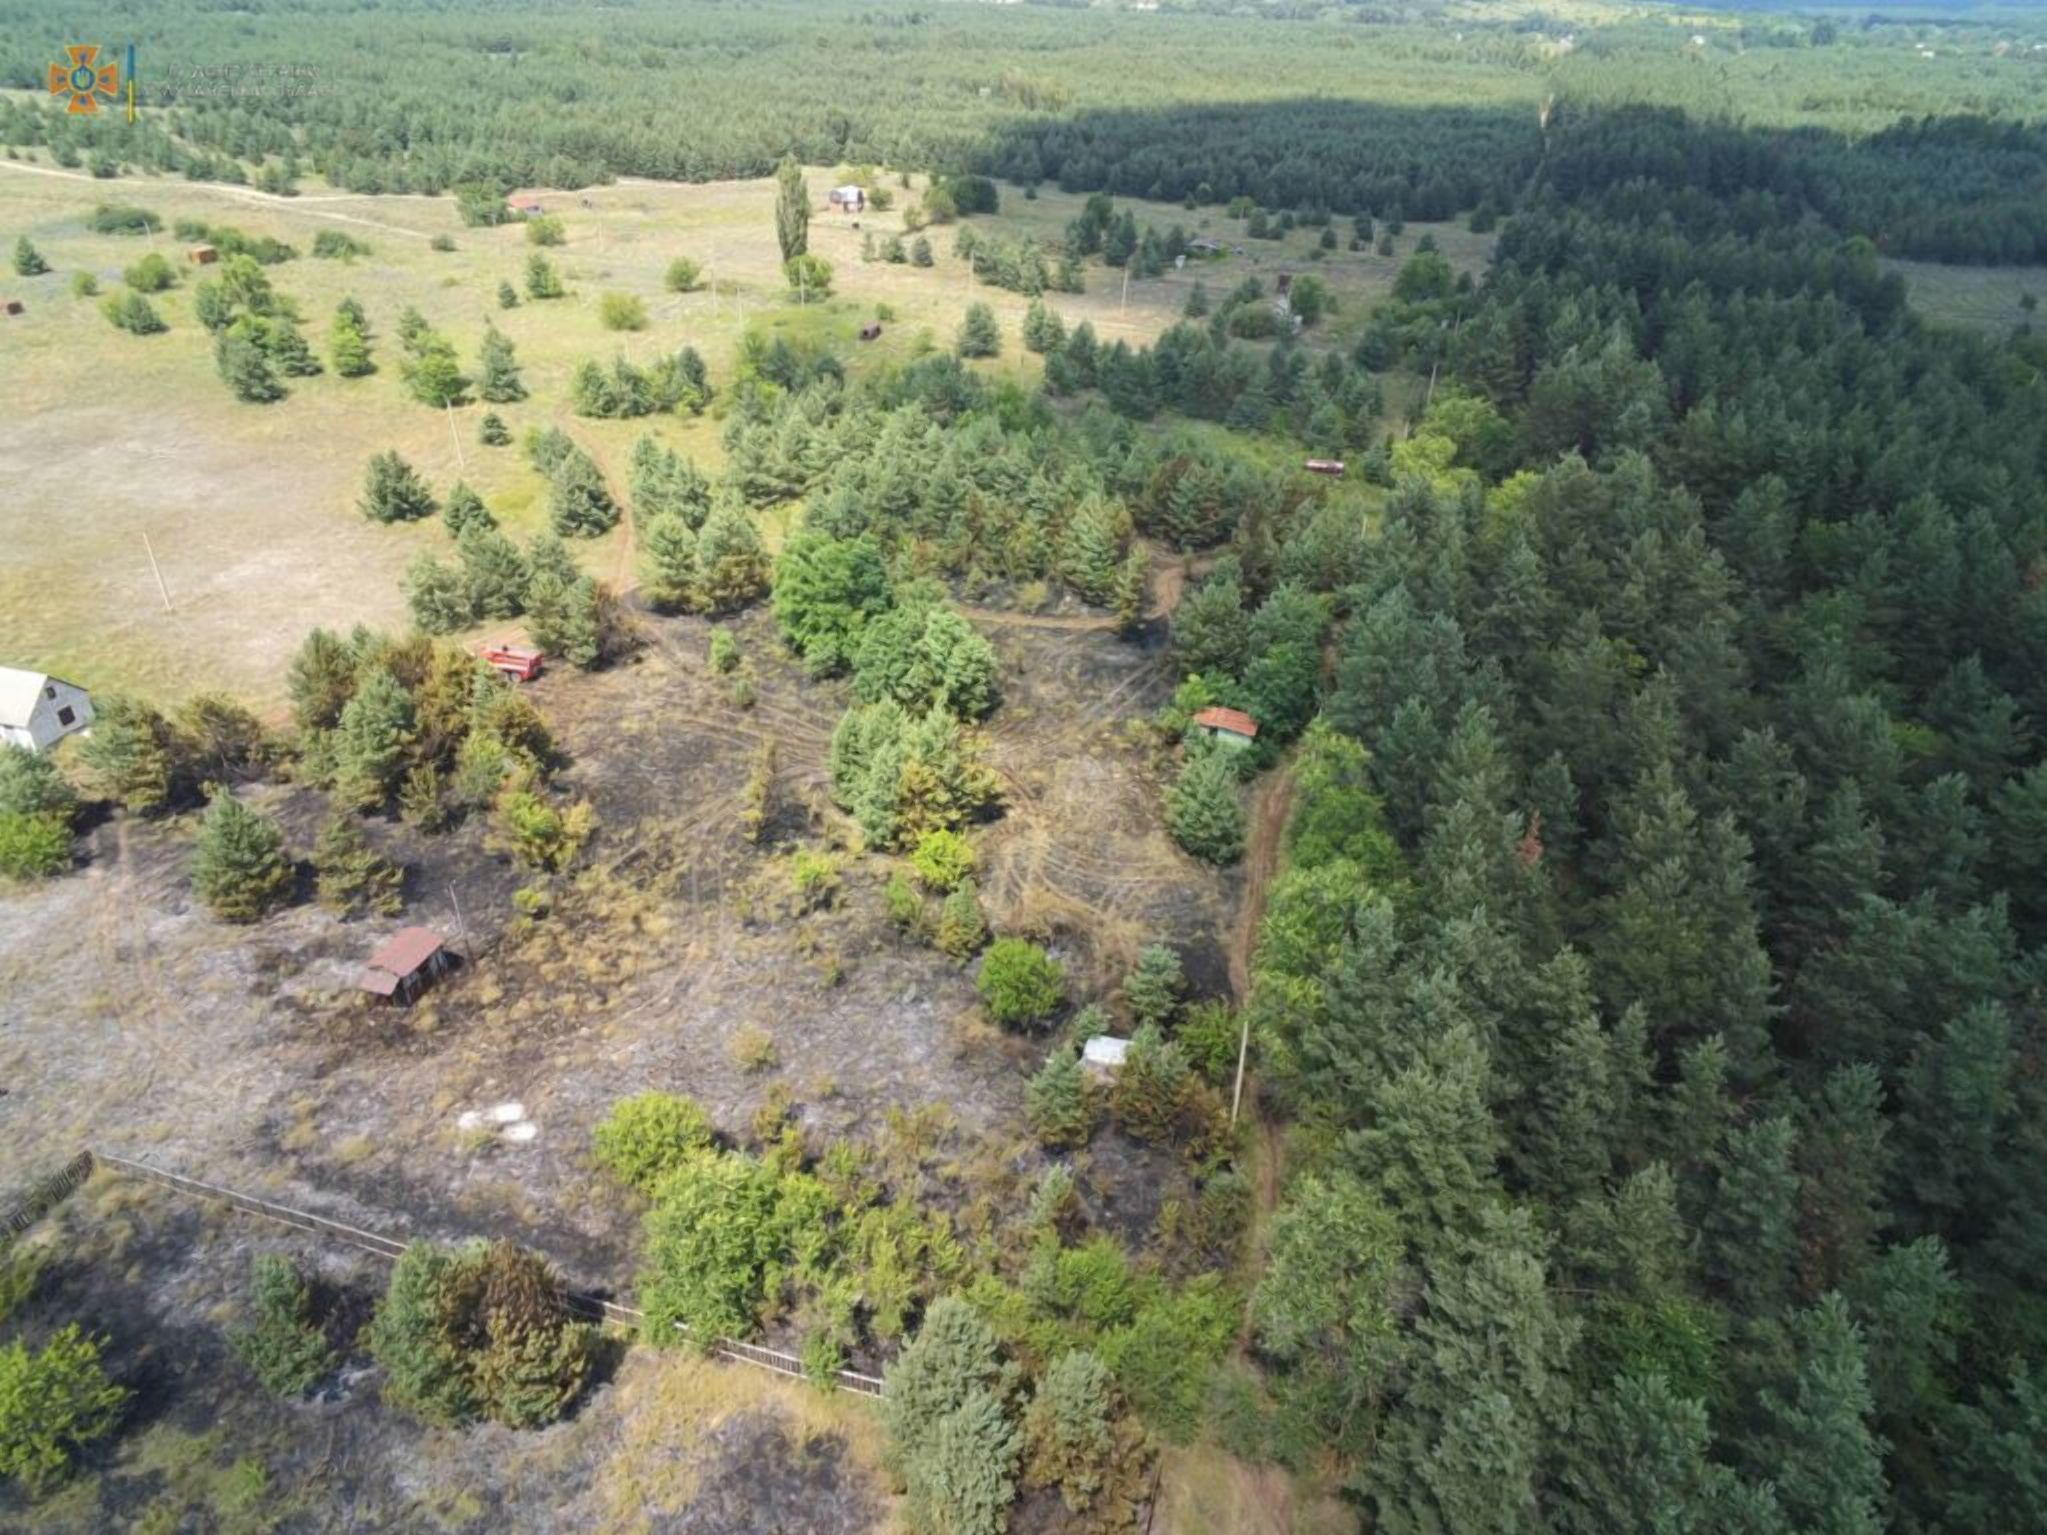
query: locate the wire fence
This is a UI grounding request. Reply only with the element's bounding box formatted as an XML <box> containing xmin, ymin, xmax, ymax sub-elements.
<box><xmin>76</xmin><ymin>1149</ymin><xmax>885</xmax><ymax>1399</ymax></box>
<box><xmin>2</xmin><ymin>1149</ymin><xmax>97</xmax><ymax>1238</ymax></box>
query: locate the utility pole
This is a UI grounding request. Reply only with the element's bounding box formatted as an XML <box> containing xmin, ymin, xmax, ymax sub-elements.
<box><xmin>445</xmin><ymin>400</ymin><xmax>465</xmax><ymax>471</ymax></box>
<box><xmin>1120</xmin><ymin>264</ymin><xmax>1131</xmax><ymax>318</ymax></box>
<box><xmin>141</xmin><ymin>530</ymin><xmax>171</xmax><ymax>612</ymax></box>
<box><xmin>448</xmin><ymin>883</ymin><xmax>475</xmax><ymax>967</ymax></box>
<box><xmin>1229</xmin><ymin>1009</ymin><xmax>1252</xmax><ymax>1129</ymax></box>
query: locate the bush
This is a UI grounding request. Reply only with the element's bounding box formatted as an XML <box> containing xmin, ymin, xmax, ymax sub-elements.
<box><xmin>886</xmin><ymin>870</ymin><xmax>925</xmax><ymax>932</ymax></box>
<box><xmin>101</xmin><ymin>290</ymin><xmax>165</xmax><ymax>335</ymax></box>
<box><xmin>594</xmin><ymin>1092</ymin><xmax>716</xmax><ymax>1193</ymax></box>
<box><xmin>360</xmin><ymin>450</ymin><xmax>437</xmax><ymax>524</ymax></box>
<box><xmin>599</xmin><ymin>291</ymin><xmax>647</xmax><ymax>331</ymax></box>
<box><xmin>69</xmin><ymin>272</ymin><xmax>97</xmax><ymax>297</ymax></box>
<box><xmin>910</xmin><ymin>828</ymin><xmax>977</xmax><ymax>892</ymax></box>
<box><xmin>0</xmin><ymin>1325</ymin><xmax>126</xmax><ymax>1495</ymax></box>
<box><xmin>638</xmin><ymin>1149</ymin><xmax>804</xmax><ymax>1340</ymax></box>
<box><xmin>123</xmin><ymin>252</ymin><xmax>177</xmax><ymax>292</ymax></box>
<box><xmin>228</xmin><ymin>1254</ymin><xmax>335</xmax><ymax>1397</ymax></box>
<box><xmin>1025</xmin><ymin>1350</ymin><xmax>1116</xmax><ymax>1513</ymax></box>
<box><xmin>665</xmin><ymin>256</ymin><xmax>703</xmax><ymax>292</ymax></box>
<box><xmin>87</xmin><ymin>202</ymin><xmax>161</xmax><ymax>234</ymax></box>
<box><xmin>526</xmin><ymin>215</ymin><xmax>565</xmax><ymax>246</ymax></box>
<box><xmin>977</xmin><ymin>938</ymin><xmax>1065</xmax><ymax>1028</ymax></box>
<box><xmin>0</xmin><ymin>813</ymin><xmax>71</xmax><ymax>879</ymax></box>
<box><xmin>783</xmin><ymin>252</ymin><xmax>833</xmax><ymax>301</ymax></box>
<box><xmin>192</xmin><ymin>789</ymin><xmax>294</xmax><ymax>922</ymax></box>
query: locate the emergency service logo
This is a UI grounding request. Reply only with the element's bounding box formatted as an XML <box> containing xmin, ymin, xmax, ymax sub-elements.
<box><xmin>48</xmin><ymin>43</ymin><xmax>133</xmax><ymax>118</ymax></box>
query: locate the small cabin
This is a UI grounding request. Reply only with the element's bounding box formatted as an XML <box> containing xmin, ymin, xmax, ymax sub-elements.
<box><xmin>1190</xmin><ymin>706</ymin><xmax>1259</xmax><ymax>749</ymax></box>
<box><xmin>1303</xmin><ymin>458</ymin><xmax>1346</xmax><ymax>477</ymax></box>
<box><xmin>357</xmin><ymin>927</ymin><xmax>453</xmax><ymax>1005</ymax></box>
<box><xmin>187</xmin><ymin>244</ymin><xmax>218</xmax><ymax>265</ymax></box>
<box><xmin>480</xmin><ymin>642</ymin><xmax>543</xmax><ymax>682</ymax></box>
<box><xmin>0</xmin><ymin>669</ymin><xmax>92</xmax><ymax>752</ymax></box>
<box><xmin>858</xmin><ymin>321</ymin><xmax>883</xmax><ymax>342</ymax></box>
<box><xmin>828</xmin><ymin>185</ymin><xmax>866</xmax><ymax>213</ymax></box>
<box><xmin>1082</xmin><ymin>1035</ymin><xmax>1131</xmax><ymax>1079</ymax></box>
<box><xmin>507</xmin><ymin>196</ymin><xmax>546</xmax><ymax>219</ymax></box>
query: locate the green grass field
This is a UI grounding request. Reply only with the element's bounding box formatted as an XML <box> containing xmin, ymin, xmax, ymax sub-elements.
<box><xmin>1886</xmin><ymin>256</ymin><xmax>2047</xmax><ymax>335</ymax></box>
<box><xmin>0</xmin><ymin>157</ymin><xmax>1489</xmax><ymax>711</ymax></box>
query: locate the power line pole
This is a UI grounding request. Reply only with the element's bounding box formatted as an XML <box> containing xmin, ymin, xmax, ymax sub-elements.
<box><xmin>448</xmin><ymin>883</ymin><xmax>475</xmax><ymax>968</ymax></box>
<box><xmin>445</xmin><ymin>400</ymin><xmax>465</xmax><ymax>471</ymax></box>
<box><xmin>141</xmin><ymin>530</ymin><xmax>171</xmax><ymax>612</ymax></box>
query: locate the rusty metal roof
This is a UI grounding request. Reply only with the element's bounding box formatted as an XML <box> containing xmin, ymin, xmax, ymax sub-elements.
<box><xmin>365</xmin><ymin>926</ymin><xmax>444</xmax><ymax>979</ymax></box>
<box><xmin>1192</xmin><ymin>706</ymin><xmax>1259</xmax><ymax>739</ymax></box>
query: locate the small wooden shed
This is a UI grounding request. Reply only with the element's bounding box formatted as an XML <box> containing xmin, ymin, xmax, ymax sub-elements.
<box><xmin>1191</xmin><ymin>706</ymin><xmax>1259</xmax><ymax>749</ymax></box>
<box><xmin>357</xmin><ymin>927</ymin><xmax>453</xmax><ymax>1005</ymax></box>
<box><xmin>829</xmin><ymin>185</ymin><xmax>866</xmax><ymax>212</ymax></box>
<box><xmin>187</xmin><ymin>244</ymin><xmax>218</xmax><ymax>265</ymax></box>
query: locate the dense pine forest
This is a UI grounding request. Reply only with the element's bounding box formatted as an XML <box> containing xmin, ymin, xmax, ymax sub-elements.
<box><xmin>6</xmin><ymin>0</ymin><xmax>2047</xmax><ymax>258</ymax></box>
<box><xmin>6</xmin><ymin>1</ymin><xmax>2047</xmax><ymax>1532</ymax></box>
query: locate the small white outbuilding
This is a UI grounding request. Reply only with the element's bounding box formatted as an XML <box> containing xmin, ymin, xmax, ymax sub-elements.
<box><xmin>0</xmin><ymin>668</ymin><xmax>93</xmax><ymax>753</ymax></box>
<box><xmin>1082</xmin><ymin>1035</ymin><xmax>1132</xmax><ymax>1078</ymax></box>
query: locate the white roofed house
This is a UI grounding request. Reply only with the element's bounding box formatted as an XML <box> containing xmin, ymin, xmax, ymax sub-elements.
<box><xmin>0</xmin><ymin>669</ymin><xmax>93</xmax><ymax>753</ymax></box>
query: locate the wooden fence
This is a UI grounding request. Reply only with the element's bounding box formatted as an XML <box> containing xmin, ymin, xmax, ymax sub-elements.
<box><xmin>2</xmin><ymin>1149</ymin><xmax>97</xmax><ymax>1238</ymax></box>
<box><xmin>81</xmin><ymin>1150</ymin><xmax>886</xmax><ymax>1399</ymax></box>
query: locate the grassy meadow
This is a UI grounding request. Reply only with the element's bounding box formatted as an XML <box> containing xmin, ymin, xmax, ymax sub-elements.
<box><xmin>0</xmin><ymin>154</ymin><xmax>1491</xmax><ymax>711</ymax></box>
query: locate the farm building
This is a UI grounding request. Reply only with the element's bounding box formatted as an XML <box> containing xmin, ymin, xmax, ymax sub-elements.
<box><xmin>0</xmin><ymin>668</ymin><xmax>92</xmax><ymax>752</ymax></box>
<box><xmin>828</xmin><ymin>185</ymin><xmax>866</xmax><ymax>212</ymax></box>
<box><xmin>1190</xmin><ymin>706</ymin><xmax>1259</xmax><ymax>748</ymax></box>
<box><xmin>357</xmin><ymin>927</ymin><xmax>453</xmax><ymax>1004</ymax></box>
<box><xmin>187</xmin><ymin>244</ymin><xmax>218</xmax><ymax>265</ymax></box>
<box><xmin>1082</xmin><ymin>1035</ymin><xmax>1131</xmax><ymax>1078</ymax></box>
<box><xmin>507</xmin><ymin>195</ymin><xmax>546</xmax><ymax>218</ymax></box>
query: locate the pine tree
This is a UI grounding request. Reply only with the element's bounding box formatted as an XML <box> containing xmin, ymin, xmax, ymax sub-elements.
<box><xmin>694</xmin><ymin>501</ymin><xmax>770</xmax><ymax>612</ymax></box>
<box><xmin>936</xmin><ymin>879</ymin><xmax>987</xmax><ymax>958</ymax></box>
<box><xmin>1705</xmin><ymin>1115</ymin><xmax>1801</xmax><ymax>1318</ymax></box>
<box><xmin>1112</xmin><ymin>543</ymin><xmax>1150</xmax><ymax>636</ymax></box>
<box><xmin>525</xmin><ymin>252</ymin><xmax>563</xmax><ymax>299</ymax></box>
<box><xmin>1024</xmin><ymin>1350</ymin><xmax>1116</xmax><ymax>1514</ymax></box>
<box><xmin>403</xmin><ymin>332</ymin><xmax>468</xmax><ymax>406</ymax></box>
<box><xmin>1124</xmin><ymin>944</ymin><xmax>1184</xmax><ymax>1030</ymax></box>
<box><xmin>957</xmin><ymin>302</ymin><xmax>1001</xmax><ymax>358</ymax></box>
<box><xmin>1168</xmin><ymin>746</ymin><xmax>1244</xmax><ymax>864</ymax></box>
<box><xmin>459</xmin><ymin>524</ymin><xmax>530</xmax><ymax>618</ymax></box>
<box><xmin>12</xmin><ymin>236</ymin><xmax>47</xmax><ymax>276</ymax></box>
<box><xmin>440</xmin><ymin>481</ymin><xmax>494</xmax><ymax>538</ymax></box>
<box><xmin>404</xmin><ymin>553</ymin><xmax>474</xmax><ymax>634</ymax></box>
<box><xmin>1021</xmin><ymin>297</ymin><xmax>1065</xmax><ymax>354</ymax></box>
<box><xmin>328</xmin><ymin>300</ymin><xmax>374</xmax><ymax>376</ymax></box>
<box><xmin>360</xmin><ymin>450</ymin><xmax>437</xmax><ymax>523</ymax></box>
<box><xmin>215</xmin><ymin>331</ymin><xmax>281</xmax><ymax>399</ymax></box>
<box><xmin>78</xmin><ymin>696</ymin><xmax>185</xmax><ymax>813</ymax></box>
<box><xmin>496</xmin><ymin>279</ymin><xmax>519</xmax><ymax>309</ymax></box>
<box><xmin>547</xmin><ymin>448</ymin><xmax>619</xmax><ymax>537</ymax></box>
<box><xmin>638</xmin><ymin>512</ymin><xmax>700</xmax><ymax>612</ymax></box>
<box><xmin>1741</xmin><ymin>1295</ymin><xmax>1886</xmax><ymax>1535</ymax></box>
<box><xmin>192</xmin><ymin>789</ymin><xmax>294</xmax><ymax>922</ymax></box>
<box><xmin>479</xmin><ymin>411</ymin><xmax>511</xmax><ymax>447</ymax></box>
<box><xmin>1027</xmin><ymin>1049</ymin><xmax>1093</xmax><ymax>1148</ymax></box>
<box><xmin>313</xmin><ymin>811</ymin><xmax>404</xmax><ymax>915</ymax></box>
<box><xmin>774</xmin><ymin>154</ymin><xmax>810</xmax><ymax>263</ymax></box>
<box><xmin>476</xmin><ymin>322</ymin><xmax>526</xmax><ymax>403</ymax></box>
<box><xmin>1058</xmin><ymin>495</ymin><xmax>1125</xmax><ymax>606</ymax></box>
<box><xmin>333</xmin><ymin>666</ymin><xmax>417</xmax><ymax>809</ymax></box>
<box><xmin>1171</xmin><ymin>573</ymin><xmax>1248</xmax><ymax>681</ymax></box>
